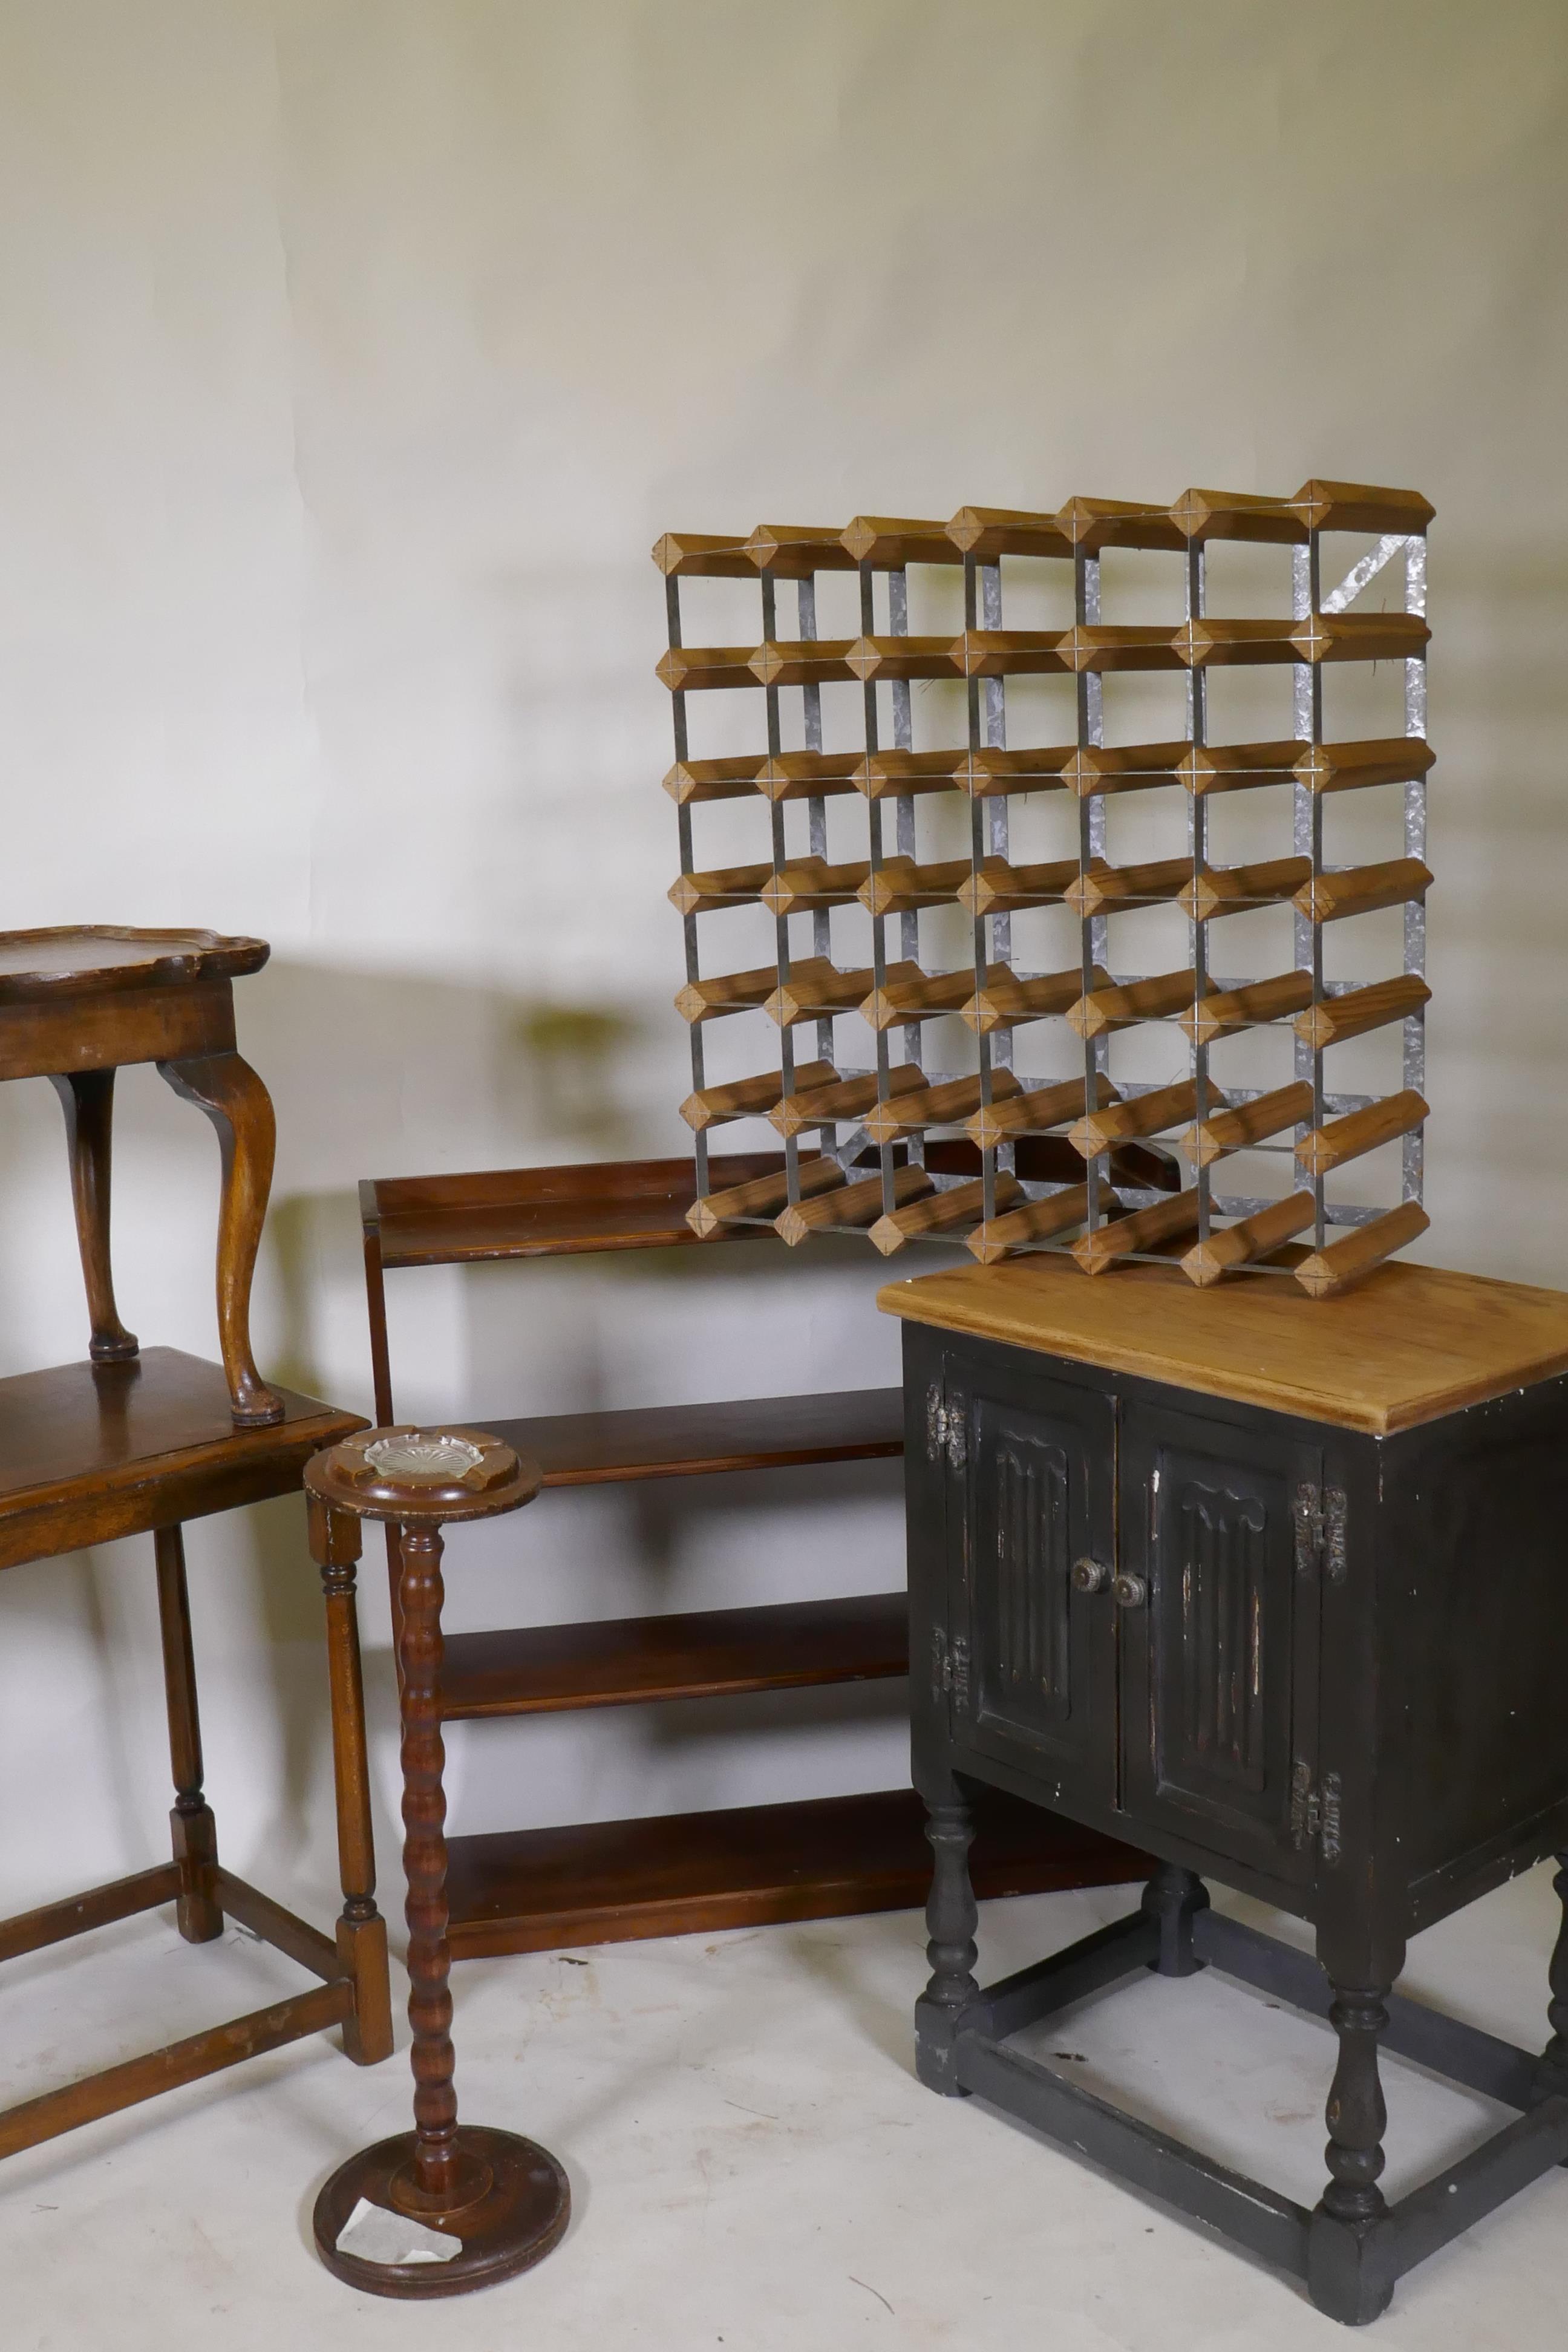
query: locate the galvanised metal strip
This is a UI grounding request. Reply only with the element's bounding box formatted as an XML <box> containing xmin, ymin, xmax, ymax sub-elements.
<box><xmin>886</xmin><ymin>564</ymin><xmax>925</xmax><ymax>1108</ymax></box>
<box><xmin>860</xmin><ymin>557</ymin><xmax>897</xmax><ymax>1219</ymax></box>
<box><xmin>796</xmin><ymin>572</ymin><xmax>835</xmax><ymax>1069</ymax></box>
<box><xmin>963</xmin><ymin>550</ymin><xmax>996</xmax><ymax>1224</ymax></box>
<box><xmin>1076</xmin><ymin>549</ymin><xmax>1105</xmax><ymax>1246</ymax></box>
<box><xmin>1187</xmin><ymin>538</ymin><xmax>1212</xmax><ymax>1247</ymax></box>
<box><xmin>760</xmin><ymin>569</ymin><xmax>799</xmax><ymax>1211</ymax></box>
<box><xmin>1293</xmin><ymin>537</ymin><xmax>1327</xmax><ymax>1249</ymax></box>
<box><xmin>1402</xmin><ymin>535</ymin><xmax>1427</xmax><ymax>1206</ymax></box>
<box><xmin>665</xmin><ymin>567</ymin><xmax>708</xmax><ymax>1201</ymax></box>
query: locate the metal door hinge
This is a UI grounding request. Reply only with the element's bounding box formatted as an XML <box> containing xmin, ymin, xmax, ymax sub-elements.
<box><xmin>1290</xmin><ymin>1762</ymin><xmax>1343</xmax><ymax>1864</ymax></box>
<box><xmin>925</xmin><ymin>1383</ymin><xmax>968</xmax><ymax>1474</ymax></box>
<box><xmin>931</xmin><ymin>1628</ymin><xmax>971</xmax><ymax>1711</ymax></box>
<box><xmin>1293</xmin><ymin>1483</ymin><xmax>1348</xmax><ymax>1582</ymax></box>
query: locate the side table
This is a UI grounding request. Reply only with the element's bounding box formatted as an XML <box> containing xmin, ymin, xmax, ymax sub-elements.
<box><xmin>0</xmin><ymin>942</ymin><xmax>394</xmax><ymax>2168</ymax></box>
<box><xmin>0</xmin><ymin>1351</ymin><xmax>392</xmax><ymax>2161</ymax></box>
<box><xmin>1</xmin><ymin>925</ymin><xmax>284</xmax><ymax>1425</ymax></box>
<box><xmin>880</xmin><ymin>1254</ymin><xmax>1568</xmax><ymax>2324</ymax></box>
<box><xmin>306</xmin><ymin>1427</ymin><xmax>571</xmax><ymax>2299</ymax></box>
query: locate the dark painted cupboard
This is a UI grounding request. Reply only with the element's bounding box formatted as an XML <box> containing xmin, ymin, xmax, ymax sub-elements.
<box><xmin>884</xmin><ymin>1255</ymin><xmax>1568</xmax><ymax>2325</ymax></box>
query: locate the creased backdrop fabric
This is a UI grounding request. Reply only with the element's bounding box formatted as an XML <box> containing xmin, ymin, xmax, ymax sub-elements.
<box><xmin>0</xmin><ymin>0</ymin><xmax>1563</xmax><ymax>1910</ymax></box>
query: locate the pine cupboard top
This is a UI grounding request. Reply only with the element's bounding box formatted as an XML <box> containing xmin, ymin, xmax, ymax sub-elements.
<box><xmin>875</xmin><ymin>1256</ymin><xmax>1568</xmax><ymax>1437</ymax></box>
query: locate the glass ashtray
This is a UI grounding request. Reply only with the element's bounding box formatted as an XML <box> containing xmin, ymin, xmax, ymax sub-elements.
<box><xmin>363</xmin><ymin>1432</ymin><xmax>486</xmax><ymax>1483</ymax></box>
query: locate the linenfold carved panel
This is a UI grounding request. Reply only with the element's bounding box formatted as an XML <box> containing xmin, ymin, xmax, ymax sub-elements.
<box><xmin>1174</xmin><ymin>1480</ymin><xmax>1267</xmax><ymax>1795</ymax></box>
<box><xmin>994</xmin><ymin>1434</ymin><xmax>1072</xmax><ymax>1710</ymax></box>
<box><xmin>971</xmin><ymin>1422</ymin><xmax>1078</xmax><ymax>1757</ymax></box>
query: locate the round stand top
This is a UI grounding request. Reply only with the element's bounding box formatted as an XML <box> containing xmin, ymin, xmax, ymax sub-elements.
<box><xmin>305</xmin><ymin>1426</ymin><xmax>541</xmax><ymax>1525</ymax></box>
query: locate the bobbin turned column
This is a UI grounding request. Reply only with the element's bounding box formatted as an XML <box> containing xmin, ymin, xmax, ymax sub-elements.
<box><xmin>305</xmin><ymin>1426</ymin><xmax>569</xmax><ymax>2299</ymax></box>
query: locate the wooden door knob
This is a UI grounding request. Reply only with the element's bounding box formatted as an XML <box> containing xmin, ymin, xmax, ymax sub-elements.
<box><xmin>1071</xmin><ymin>1557</ymin><xmax>1112</xmax><ymax>1595</ymax></box>
<box><xmin>1112</xmin><ymin>1572</ymin><xmax>1149</xmax><ymax>1610</ymax></box>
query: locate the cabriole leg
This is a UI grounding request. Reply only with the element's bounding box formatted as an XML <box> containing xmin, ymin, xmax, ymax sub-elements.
<box><xmin>1307</xmin><ymin>1979</ymin><xmax>1396</xmax><ymax>2325</ymax></box>
<box><xmin>50</xmin><ymin>1070</ymin><xmax>138</xmax><ymax>1362</ymax></box>
<box><xmin>155</xmin><ymin>1050</ymin><xmax>283</xmax><ymax>1426</ymax></box>
<box><xmin>154</xmin><ymin>1524</ymin><xmax>221</xmax><ymax>1944</ymax></box>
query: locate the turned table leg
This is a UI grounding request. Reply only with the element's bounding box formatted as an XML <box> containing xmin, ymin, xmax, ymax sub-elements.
<box><xmin>307</xmin><ymin>1428</ymin><xmax>568</xmax><ymax>2298</ymax></box>
<box><xmin>154</xmin><ymin>1524</ymin><xmax>222</xmax><ymax>1944</ymax></box>
<box><xmin>1307</xmin><ymin>1978</ymin><xmax>1396</xmax><ymax>2324</ymax></box>
<box><xmin>50</xmin><ymin>1071</ymin><xmax>138</xmax><ymax>1364</ymax></box>
<box><xmin>393</xmin><ymin>1524</ymin><xmax>484</xmax><ymax>2218</ymax></box>
<box><xmin>156</xmin><ymin>1051</ymin><xmax>283</xmax><ymax>1427</ymax></box>
<box><xmin>310</xmin><ymin>1497</ymin><xmax>393</xmax><ymax>2067</ymax></box>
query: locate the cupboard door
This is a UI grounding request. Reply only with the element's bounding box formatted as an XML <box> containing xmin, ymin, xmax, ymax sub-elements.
<box><xmin>946</xmin><ymin>1353</ymin><xmax>1117</xmax><ymax>1806</ymax></box>
<box><xmin>1119</xmin><ymin>1402</ymin><xmax>1320</xmax><ymax>1882</ymax></box>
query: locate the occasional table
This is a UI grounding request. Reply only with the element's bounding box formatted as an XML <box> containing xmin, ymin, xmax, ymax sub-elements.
<box><xmin>879</xmin><ymin>1253</ymin><xmax>1568</xmax><ymax>2324</ymax></box>
<box><xmin>306</xmin><ymin>1426</ymin><xmax>571</xmax><ymax>2298</ymax></box>
<box><xmin>0</xmin><ymin>1352</ymin><xmax>397</xmax><ymax>2166</ymax></box>
<box><xmin>0</xmin><ymin>925</ymin><xmax>283</xmax><ymax>1425</ymax></box>
<box><xmin>0</xmin><ymin>930</ymin><xmax>393</xmax><ymax>2165</ymax></box>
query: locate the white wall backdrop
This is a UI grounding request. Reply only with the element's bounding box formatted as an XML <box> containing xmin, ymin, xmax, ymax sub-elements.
<box><xmin>0</xmin><ymin>0</ymin><xmax>1564</xmax><ymax>1916</ymax></box>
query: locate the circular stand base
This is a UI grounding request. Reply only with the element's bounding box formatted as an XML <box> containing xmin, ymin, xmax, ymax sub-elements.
<box><xmin>313</xmin><ymin>2127</ymin><xmax>570</xmax><ymax>2299</ymax></box>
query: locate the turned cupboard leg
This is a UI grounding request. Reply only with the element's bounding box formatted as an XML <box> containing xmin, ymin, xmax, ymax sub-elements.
<box><xmin>154</xmin><ymin>1524</ymin><xmax>222</xmax><ymax>1944</ymax></box>
<box><xmin>1307</xmin><ymin>1978</ymin><xmax>1396</xmax><ymax>2324</ymax></box>
<box><xmin>915</xmin><ymin>1783</ymin><xmax>979</xmax><ymax>2095</ymax></box>
<box><xmin>1141</xmin><ymin>1861</ymin><xmax>1209</xmax><ymax>1978</ymax></box>
<box><xmin>1535</xmin><ymin>1851</ymin><xmax>1568</xmax><ymax>2102</ymax></box>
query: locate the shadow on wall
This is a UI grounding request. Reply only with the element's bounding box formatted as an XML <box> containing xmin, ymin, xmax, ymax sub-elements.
<box><xmin>250</xmin><ymin>955</ymin><xmax>669</xmax><ymax>1417</ymax></box>
<box><xmin>244</xmin><ymin>953</ymin><xmax>904</xmax><ymax>1428</ymax></box>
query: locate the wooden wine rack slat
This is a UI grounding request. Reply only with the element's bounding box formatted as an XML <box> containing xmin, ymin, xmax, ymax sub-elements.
<box><xmin>659</xmin><ymin>477</ymin><xmax>1433</xmax><ymax>1293</ymax></box>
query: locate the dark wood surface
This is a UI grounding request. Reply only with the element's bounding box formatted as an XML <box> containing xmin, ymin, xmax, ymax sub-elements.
<box><xmin>364</xmin><ymin>1153</ymin><xmax>792</xmax><ymax>1267</ymax></box>
<box><xmin>445</xmin><ymin>1786</ymin><xmax>1150</xmax><ymax>1957</ymax></box>
<box><xmin>0</xmin><ymin>926</ymin><xmax>268</xmax><ymax>1002</ymax></box>
<box><xmin>0</xmin><ymin>1348</ymin><xmax>363</xmax><ymax>1569</ymax></box>
<box><xmin>365</xmin><ymin>1150</ymin><xmax>1178</xmax><ymax>1273</ymax></box>
<box><xmin>482</xmin><ymin>1387</ymin><xmax>903</xmax><ymax>1486</ymax></box>
<box><xmin>307</xmin><ymin>1426</ymin><xmax>540</xmax><ymax>1526</ymax></box>
<box><xmin>440</xmin><ymin>1592</ymin><xmax>909</xmax><ymax>1719</ymax></box>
